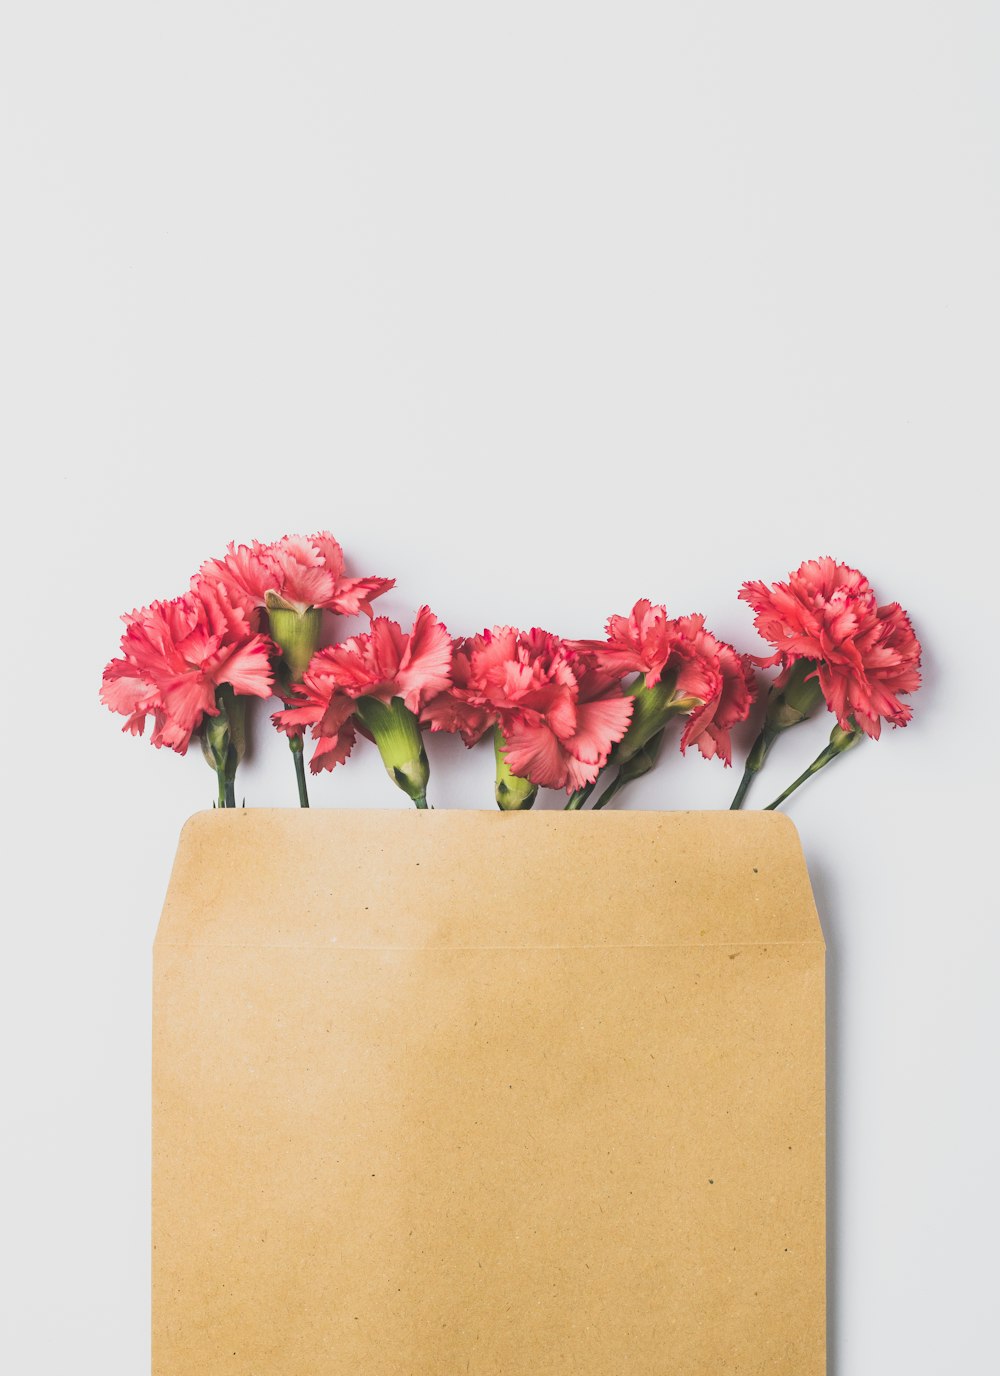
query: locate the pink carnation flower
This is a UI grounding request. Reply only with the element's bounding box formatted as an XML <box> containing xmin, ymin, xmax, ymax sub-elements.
<box><xmin>426</xmin><ymin>627</ymin><xmax>634</xmax><ymax>792</ymax></box>
<box><xmin>739</xmin><ymin>557</ymin><xmax>922</xmax><ymax>738</ymax></box>
<box><xmin>100</xmin><ymin>577</ymin><xmax>274</xmax><ymax>753</ymax></box>
<box><xmin>199</xmin><ymin>531</ymin><xmax>394</xmax><ymax>619</ymax></box>
<box><xmin>671</xmin><ymin>615</ymin><xmax>758</xmax><ymax>764</ymax></box>
<box><xmin>273</xmin><ymin>606</ymin><xmax>453</xmax><ymax>773</ymax></box>
<box><xmin>573</xmin><ymin>602</ymin><xmax>757</xmax><ymax>765</ymax></box>
<box><xmin>421</xmin><ymin>637</ymin><xmax>497</xmax><ymax>746</ymax></box>
<box><xmin>572</xmin><ymin>598</ymin><xmax>676</xmax><ymax>687</ymax></box>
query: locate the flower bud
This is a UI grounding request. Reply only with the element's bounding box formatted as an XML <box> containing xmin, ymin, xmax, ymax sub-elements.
<box><xmin>494</xmin><ymin>727</ymin><xmax>538</xmax><ymax>811</ymax></box>
<box><xmin>354</xmin><ymin>695</ymin><xmax>431</xmax><ymax>807</ymax></box>
<box><xmin>829</xmin><ymin>719</ymin><xmax>863</xmax><ymax>755</ymax></box>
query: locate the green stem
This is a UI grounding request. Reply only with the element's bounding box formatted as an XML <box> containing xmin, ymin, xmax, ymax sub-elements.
<box><xmin>215</xmin><ymin>764</ymin><xmax>227</xmax><ymax>808</ymax></box>
<box><xmin>289</xmin><ymin>735</ymin><xmax>310</xmax><ymax>808</ymax></box>
<box><xmin>224</xmin><ymin>772</ymin><xmax>236</xmax><ymax>808</ymax></box>
<box><xmin>565</xmin><ymin>781</ymin><xmax>595</xmax><ymax>810</ymax></box>
<box><xmin>592</xmin><ymin>772</ymin><xmax>625</xmax><ymax>810</ymax></box>
<box><xmin>764</xmin><ymin>745</ymin><xmax>839</xmax><ymax>810</ymax></box>
<box><xmin>763</xmin><ymin>723</ymin><xmax>863</xmax><ymax>810</ymax></box>
<box><xmin>412</xmin><ymin>794</ymin><xmax>429</xmax><ymax>809</ymax></box>
<box><xmin>570</xmin><ymin>718</ymin><xmax>670</xmax><ymax>812</ymax></box>
<box><xmin>730</xmin><ymin>766</ymin><xmax>755</xmax><ymax>810</ymax></box>
<box><xmin>730</xmin><ymin>724</ymin><xmax>777</xmax><ymax>809</ymax></box>
<box><xmin>732</xmin><ymin>663</ymin><xmax>827</xmax><ymax>809</ymax></box>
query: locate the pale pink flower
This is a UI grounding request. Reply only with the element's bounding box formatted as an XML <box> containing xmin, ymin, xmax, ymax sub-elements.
<box><xmin>100</xmin><ymin>577</ymin><xmax>274</xmax><ymax>753</ymax></box>
<box><xmin>273</xmin><ymin>606</ymin><xmax>453</xmax><ymax>773</ymax></box>
<box><xmin>739</xmin><ymin>557</ymin><xmax>922</xmax><ymax>738</ymax></box>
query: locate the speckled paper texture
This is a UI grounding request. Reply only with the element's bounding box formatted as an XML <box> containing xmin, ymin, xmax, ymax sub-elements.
<box><xmin>153</xmin><ymin>809</ymin><xmax>825</xmax><ymax>1373</ymax></box>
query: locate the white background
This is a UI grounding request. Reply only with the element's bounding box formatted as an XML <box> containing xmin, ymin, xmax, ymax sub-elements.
<box><xmin>2</xmin><ymin>4</ymin><xmax>997</xmax><ymax>1372</ymax></box>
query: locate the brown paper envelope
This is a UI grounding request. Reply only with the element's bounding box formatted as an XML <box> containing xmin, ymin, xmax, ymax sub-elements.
<box><xmin>154</xmin><ymin>809</ymin><xmax>825</xmax><ymax>1374</ymax></box>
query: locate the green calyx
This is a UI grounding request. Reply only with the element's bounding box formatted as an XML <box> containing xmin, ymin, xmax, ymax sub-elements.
<box><xmin>494</xmin><ymin>726</ymin><xmax>538</xmax><ymax>811</ymax></box>
<box><xmin>731</xmin><ymin>660</ymin><xmax>827</xmax><ymax>809</ymax></box>
<box><xmin>266</xmin><ymin>604</ymin><xmax>323</xmax><ymax>684</ymax></box>
<box><xmin>765</xmin><ymin>659</ymin><xmax>825</xmax><ymax>731</ymax></box>
<box><xmin>616</xmin><ymin>674</ymin><xmax>700</xmax><ymax>765</ymax></box>
<box><xmin>570</xmin><ymin>678</ymin><xmax>696</xmax><ymax>812</ymax></box>
<box><xmin>616</xmin><ymin>725</ymin><xmax>666</xmax><ymax>788</ymax></box>
<box><xmin>201</xmin><ymin>711</ymin><xmax>230</xmax><ymax>774</ymax></box>
<box><xmin>200</xmin><ymin>684</ymin><xmax>246</xmax><ymax>807</ymax></box>
<box><xmin>592</xmin><ymin>727</ymin><xmax>666</xmax><ymax>810</ymax></box>
<box><xmin>829</xmin><ymin>720</ymin><xmax>864</xmax><ymax>755</ymax></box>
<box><xmin>264</xmin><ymin>597</ymin><xmax>320</xmax><ymax>808</ymax></box>
<box><xmin>354</xmin><ymin>695</ymin><xmax>430</xmax><ymax>807</ymax></box>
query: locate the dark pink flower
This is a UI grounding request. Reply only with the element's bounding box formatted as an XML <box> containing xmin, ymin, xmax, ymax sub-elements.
<box><xmin>273</xmin><ymin>607</ymin><xmax>453</xmax><ymax>773</ymax></box>
<box><xmin>574</xmin><ymin>602</ymin><xmax>757</xmax><ymax>765</ymax></box>
<box><xmin>100</xmin><ymin>577</ymin><xmax>274</xmax><ymax>753</ymax></box>
<box><xmin>676</xmin><ymin>621</ymin><xmax>764</xmax><ymax>765</ymax></box>
<box><xmin>426</xmin><ymin>627</ymin><xmax>634</xmax><ymax>793</ymax></box>
<box><xmin>199</xmin><ymin>531</ymin><xmax>394</xmax><ymax>620</ymax></box>
<box><xmin>571</xmin><ymin>598</ymin><xmax>676</xmax><ymax>687</ymax></box>
<box><xmin>421</xmin><ymin>637</ymin><xmax>496</xmax><ymax>746</ymax></box>
<box><xmin>739</xmin><ymin>557</ymin><xmax>922</xmax><ymax>738</ymax></box>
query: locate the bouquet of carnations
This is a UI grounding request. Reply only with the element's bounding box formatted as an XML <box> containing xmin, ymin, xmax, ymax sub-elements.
<box><xmin>101</xmin><ymin>534</ymin><xmax>922</xmax><ymax>813</ymax></box>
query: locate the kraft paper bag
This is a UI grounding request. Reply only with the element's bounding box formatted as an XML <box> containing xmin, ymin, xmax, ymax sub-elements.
<box><xmin>153</xmin><ymin>809</ymin><xmax>825</xmax><ymax>1374</ymax></box>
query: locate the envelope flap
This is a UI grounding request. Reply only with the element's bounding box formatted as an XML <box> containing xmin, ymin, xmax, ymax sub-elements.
<box><xmin>155</xmin><ymin>809</ymin><xmax>823</xmax><ymax>950</ymax></box>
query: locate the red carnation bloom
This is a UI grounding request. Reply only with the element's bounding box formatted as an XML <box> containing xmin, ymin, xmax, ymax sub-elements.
<box><xmin>100</xmin><ymin>577</ymin><xmax>274</xmax><ymax>753</ymax></box>
<box><xmin>739</xmin><ymin>557</ymin><xmax>921</xmax><ymax>738</ymax></box>
<box><xmin>425</xmin><ymin>627</ymin><xmax>634</xmax><ymax>793</ymax></box>
<box><xmin>273</xmin><ymin>606</ymin><xmax>453</xmax><ymax>773</ymax></box>
<box><xmin>671</xmin><ymin>615</ymin><xmax>759</xmax><ymax>765</ymax></box>
<box><xmin>199</xmin><ymin>531</ymin><xmax>394</xmax><ymax>620</ymax></box>
<box><xmin>421</xmin><ymin>637</ymin><xmax>497</xmax><ymax>746</ymax></box>
<box><xmin>572</xmin><ymin>598</ymin><xmax>676</xmax><ymax>687</ymax></box>
<box><xmin>573</xmin><ymin>602</ymin><xmax>757</xmax><ymax>766</ymax></box>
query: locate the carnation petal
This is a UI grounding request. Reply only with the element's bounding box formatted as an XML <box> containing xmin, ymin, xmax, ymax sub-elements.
<box><xmin>213</xmin><ymin>637</ymin><xmax>275</xmax><ymax>699</ymax></box>
<box><xmin>329</xmin><ymin>574</ymin><xmax>396</xmax><ymax>618</ymax></box>
<box><xmin>572</xmin><ymin>693</ymin><xmax>634</xmax><ymax>764</ymax></box>
<box><xmin>309</xmin><ymin>721</ymin><xmax>358</xmax><ymax>773</ymax></box>
<box><xmin>500</xmin><ymin>721</ymin><xmax>570</xmax><ymax>790</ymax></box>
<box><xmin>394</xmin><ymin>606</ymin><xmax>454</xmax><ymax>713</ymax></box>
